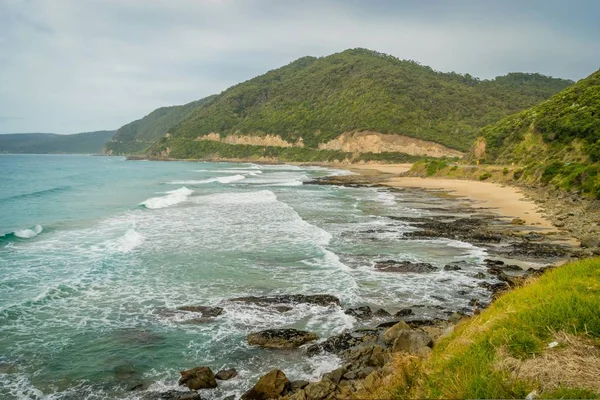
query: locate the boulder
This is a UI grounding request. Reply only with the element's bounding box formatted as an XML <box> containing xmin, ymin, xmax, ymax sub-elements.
<box><xmin>304</xmin><ymin>380</ymin><xmax>336</xmax><ymax>399</ymax></box>
<box><xmin>322</xmin><ymin>367</ymin><xmax>346</xmax><ymax>384</ymax></box>
<box><xmin>344</xmin><ymin>306</ymin><xmax>372</xmax><ymax>319</ymax></box>
<box><xmin>178</xmin><ymin>366</ymin><xmax>217</xmax><ymax>390</ymax></box>
<box><xmin>394</xmin><ymin>308</ymin><xmax>413</xmax><ymax>317</ymax></box>
<box><xmin>176</xmin><ymin>306</ymin><xmax>224</xmax><ymax>318</ymax></box>
<box><xmin>374</xmin><ymin>308</ymin><xmax>391</xmax><ymax>317</ymax></box>
<box><xmin>242</xmin><ymin>369</ymin><xmax>290</xmax><ymax>400</ymax></box>
<box><xmin>581</xmin><ymin>235</ymin><xmax>600</xmax><ymax>249</ymax></box>
<box><xmin>215</xmin><ymin>368</ymin><xmax>237</xmax><ymax>381</ymax></box>
<box><xmin>443</xmin><ymin>264</ymin><xmax>462</xmax><ymax>271</ymax></box>
<box><xmin>382</xmin><ymin>321</ymin><xmax>410</xmax><ymax>345</ymax></box>
<box><xmin>374</xmin><ymin>260</ymin><xmax>438</xmax><ymax>273</ymax></box>
<box><xmin>247</xmin><ymin>329</ymin><xmax>317</xmax><ymax>349</ymax></box>
<box><xmin>391</xmin><ymin>331</ymin><xmax>433</xmax><ymax>355</ymax></box>
<box><xmin>290</xmin><ymin>380</ymin><xmax>310</xmax><ymax>392</ymax></box>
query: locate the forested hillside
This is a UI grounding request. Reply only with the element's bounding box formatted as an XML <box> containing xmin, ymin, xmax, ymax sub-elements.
<box><xmin>105</xmin><ymin>96</ymin><xmax>216</xmax><ymax>154</ymax></box>
<box><xmin>0</xmin><ymin>131</ymin><xmax>115</xmax><ymax>154</ymax></box>
<box><xmin>151</xmin><ymin>48</ymin><xmax>572</xmax><ymax>161</ymax></box>
<box><xmin>476</xmin><ymin>69</ymin><xmax>600</xmax><ymax>197</ymax></box>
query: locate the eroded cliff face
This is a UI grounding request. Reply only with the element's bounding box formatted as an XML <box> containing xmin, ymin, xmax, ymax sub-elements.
<box><xmin>318</xmin><ymin>131</ymin><xmax>464</xmax><ymax>158</ymax></box>
<box><xmin>197</xmin><ymin>133</ymin><xmax>303</xmax><ymax>148</ymax></box>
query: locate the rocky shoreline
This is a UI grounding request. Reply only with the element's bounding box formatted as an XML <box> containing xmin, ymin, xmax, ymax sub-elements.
<box><xmin>136</xmin><ymin>171</ymin><xmax>589</xmax><ymax>400</ymax></box>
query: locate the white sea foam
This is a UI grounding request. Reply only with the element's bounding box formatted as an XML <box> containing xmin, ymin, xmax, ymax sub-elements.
<box><xmin>112</xmin><ymin>229</ymin><xmax>145</xmax><ymax>253</ymax></box>
<box><xmin>141</xmin><ymin>187</ymin><xmax>193</xmax><ymax>209</ymax></box>
<box><xmin>13</xmin><ymin>224</ymin><xmax>43</xmax><ymax>239</ymax></box>
<box><xmin>167</xmin><ymin>174</ymin><xmax>246</xmax><ymax>185</ymax></box>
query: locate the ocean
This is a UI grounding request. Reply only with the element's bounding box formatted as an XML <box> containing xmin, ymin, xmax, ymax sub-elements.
<box><xmin>0</xmin><ymin>154</ymin><xmax>491</xmax><ymax>399</ymax></box>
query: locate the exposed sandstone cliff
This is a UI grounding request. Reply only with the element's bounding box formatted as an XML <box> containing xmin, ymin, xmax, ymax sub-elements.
<box><xmin>318</xmin><ymin>131</ymin><xmax>463</xmax><ymax>158</ymax></box>
<box><xmin>197</xmin><ymin>133</ymin><xmax>303</xmax><ymax>148</ymax></box>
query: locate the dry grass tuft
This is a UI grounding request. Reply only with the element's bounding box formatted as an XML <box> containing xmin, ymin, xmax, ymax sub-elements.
<box><xmin>497</xmin><ymin>332</ymin><xmax>600</xmax><ymax>393</ymax></box>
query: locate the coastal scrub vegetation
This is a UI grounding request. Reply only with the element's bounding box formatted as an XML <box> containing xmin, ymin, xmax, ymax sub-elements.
<box><xmin>156</xmin><ymin>48</ymin><xmax>571</xmax><ymax>158</ymax></box>
<box><xmin>376</xmin><ymin>257</ymin><xmax>600</xmax><ymax>399</ymax></box>
<box><xmin>472</xmin><ymin>68</ymin><xmax>600</xmax><ymax>198</ymax></box>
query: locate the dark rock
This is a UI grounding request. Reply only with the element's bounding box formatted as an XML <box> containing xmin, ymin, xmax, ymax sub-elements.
<box><xmin>344</xmin><ymin>306</ymin><xmax>372</xmax><ymax>319</ymax></box>
<box><xmin>247</xmin><ymin>329</ymin><xmax>317</xmax><ymax>349</ymax></box>
<box><xmin>374</xmin><ymin>260</ymin><xmax>438</xmax><ymax>273</ymax></box>
<box><xmin>274</xmin><ymin>306</ymin><xmax>293</xmax><ymax>313</ymax></box>
<box><xmin>443</xmin><ymin>264</ymin><xmax>462</xmax><ymax>271</ymax></box>
<box><xmin>374</xmin><ymin>308</ymin><xmax>391</xmax><ymax>317</ymax></box>
<box><xmin>215</xmin><ymin>368</ymin><xmax>237</xmax><ymax>381</ymax></box>
<box><xmin>394</xmin><ymin>308</ymin><xmax>413</xmax><ymax>317</ymax></box>
<box><xmin>487</xmin><ymin>267</ymin><xmax>516</xmax><ymax>286</ymax></box>
<box><xmin>473</xmin><ymin>272</ymin><xmax>486</xmax><ymax>279</ymax></box>
<box><xmin>290</xmin><ymin>380</ymin><xmax>309</xmax><ymax>392</ymax></box>
<box><xmin>177</xmin><ymin>306</ymin><xmax>224</xmax><ymax>318</ymax></box>
<box><xmin>382</xmin><ymin>321</ymin><xmax>410</xmax><ymax>345</ymax></box>
<box><xmin>431</xmin><ymin>295</ymin><xmax>446</xmax><ymax>302</ymax></box>
<box><xmin>478</xmin><ymin>281</ymin><xmax>510</xmax><ymax>294</ymax></box>
<box><xmin>356</xmin><ymin>366</ymin><xmax>376</xmax><ymax>379</ymax></box>
<box><xmin>143</xmin><ymin>390</ymin><xmax>202</xmax><ymax>400</ymax></box>
<box><xmin>242</xmin><ymin>369</ymin><xmax>290</xmax><ymax>400</ymax></box>
<box><xmin>230</xmin><ymin>294</ymin><xmax>340</xmax><ymax>307</ymax></box>
<box><xmin>306</xmin><ymin>329</ymin><xmax>378</xmax><ymax>356</ymax></box>
<box><xmin>178</xmin><ymin>366</ymin><xmax>217</xmax><ymax>390</ymax></box>
<box><xmin>457</xmin><ymin>290</ymin><xmax>468</xmax><ymax>296</ymax></box>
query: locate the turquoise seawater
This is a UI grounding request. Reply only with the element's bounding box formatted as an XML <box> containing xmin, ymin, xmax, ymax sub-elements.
<box><xmin>0</xmin><ymin>155</ymin><xmax>491</xmax><ymax>399</ymax></box>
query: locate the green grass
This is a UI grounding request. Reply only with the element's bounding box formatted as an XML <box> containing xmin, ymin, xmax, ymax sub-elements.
<box><xmin>390</xmin><ymin>257</ymin><xmax>600</xmax><ymax>399</ymax></box>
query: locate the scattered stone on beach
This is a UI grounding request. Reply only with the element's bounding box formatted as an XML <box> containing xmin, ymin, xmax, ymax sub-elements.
<box><xmin>143</xmin><ymin>390</ymin><xmax>202</xmax><ymax>400</ymax></box>
<box><xmin>178</xmin><ymin>366</ymin><xmax>217</xmax><ymax>390</ymax></box>
<box><xmin>511</xmin><ymin>218</ymin><xmax>526</xmax><ymax>225</ymax></box>
<box><xmin>374</xmin><ymin>260</ymin><xmax>439</xmax><ymax>273</ymax></box>
<box><xmin>176</xmin><ymin>306</ymin><xmax>224</xmax><ymax>318</ymax></box>
<box><xmin>247</xmin><ymin>329</ymin><xmax>318</xmax><ymax>349</ymax></box>
<box><xmin>344</xmin><ymin>306</ymin><xmax>372</xmax><ymax>319</ymax></box>
<box><xmin>230</xmin><ymin>294</ymin><xmax>340</xmax><ymax>307</ymax></box>
<box><xmin>242</xmin><ymin>369</ymin><xmax>290</xmax><ymax>400</ymax></box>
<box><xmin>215</xmin><ymin>368</ymin><xmax>237</xmax><ymax>381</ymax></box>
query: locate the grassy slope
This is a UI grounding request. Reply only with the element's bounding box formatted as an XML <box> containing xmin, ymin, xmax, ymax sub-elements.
<box><xmin>0</xmin><ymin>131</ymin><xmax>115</xmax><ymax>154</ymax></box>
<box><xmin>105</xmin><ymin>95</ymin><xmax>216</xmax><ymax>155</ymax></box>
<box><xmin>381</xmin><ymin>257</ymin><xmax>600</xmax><ymax>399</ymax></box>
<box><xmin>474</xmin><ymin>69</ymin><xmax>600</xmax><ymax>198</ymax></box>
<box><xmin>159</xmin><ymin>48</ymin><xmax>571</xmax><ymax>159</ymax></box>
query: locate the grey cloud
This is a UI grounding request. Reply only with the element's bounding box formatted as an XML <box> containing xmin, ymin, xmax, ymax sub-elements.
<box><xmin>0</xmin><ymin>0</ymin><xmax>598</xmax><ymax>134</ymax></box>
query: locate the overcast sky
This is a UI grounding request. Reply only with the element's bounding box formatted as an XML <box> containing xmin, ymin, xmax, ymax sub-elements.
<box><xmin>1</xmin><ymin>0</ymin><xmax>599</xmax><ymax>134</ymax></box>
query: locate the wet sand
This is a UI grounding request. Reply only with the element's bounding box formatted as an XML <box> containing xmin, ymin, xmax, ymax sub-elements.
<box><xmin>350</xmin><ymin>164</ymin><xmax>556</xmax><ymax>231</ymax></box>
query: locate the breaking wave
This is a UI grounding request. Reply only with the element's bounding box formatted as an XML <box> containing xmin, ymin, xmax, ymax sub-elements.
<box><xmin>140</xmin><ymin>187</ymin><xmax>194</xmax><ymax>209</ymax></box>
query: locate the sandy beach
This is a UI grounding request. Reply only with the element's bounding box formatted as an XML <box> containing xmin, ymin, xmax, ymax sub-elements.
<box><xmin>350</xmin><ymin>164</ymin><xmax>556</xmax><ymax>231</ymax></box>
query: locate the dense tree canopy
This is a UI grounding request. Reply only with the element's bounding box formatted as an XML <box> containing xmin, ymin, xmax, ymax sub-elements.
<box><xmin>163</xmin><ymin>48</ymin><xmax>572</xmax><ymax>155</ymax></box>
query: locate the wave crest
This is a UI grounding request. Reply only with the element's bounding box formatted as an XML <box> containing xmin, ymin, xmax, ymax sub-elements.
<box><xmin>141</xmin><ymin>187</ymin><xmax>193</xmax><ymax>209</ymax></box>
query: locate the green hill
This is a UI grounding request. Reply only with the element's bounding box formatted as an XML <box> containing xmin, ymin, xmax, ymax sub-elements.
<box><xmin>0</xmin><ymin>131</ymin><xmax>115</xmax><ymax>154</ymax></box>
<box><xmin>476</xmin><ymin>68</ymin><xmax>600</xmax><ymax>197</ymax></box>
<box><xmin>149</xmin><ymin>48</ymin><xmax>572</xmax><ymax>161</ymax></box>
<box><xmin>105</xmin><ymin>96</ymin><xmax>216</xmax><ymax>155</ymax></box>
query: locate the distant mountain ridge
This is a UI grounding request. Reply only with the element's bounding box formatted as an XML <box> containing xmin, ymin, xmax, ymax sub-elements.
<box><xmin>0</xmin><ymin>131</ymin><xmax>115</xmax><ymax>154</ymax></box>
<box><xmin>144</xmin><ymin>48</ymin><xmax>573</xmax><ymax>161</ymax></box>
<box><xmin>105</xmin><ymin>96</ymin><xmax>216</xmax><ymax>155</ymax></box>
